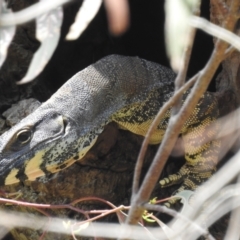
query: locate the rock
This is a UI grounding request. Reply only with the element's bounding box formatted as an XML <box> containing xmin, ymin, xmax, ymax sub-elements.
<box><xmin>2</xmin><ymin>98</ymin><xmax>41</xmax><ymax>127</ymax></box>
<box><xmin>0</xmin><ymin>117</ymin><xmax>6</xmax><ymax>135</ymax></box>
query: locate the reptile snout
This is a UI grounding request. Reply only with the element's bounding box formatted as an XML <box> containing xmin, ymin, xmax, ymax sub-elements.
<box><xmin>0</xmin><ymin>109</ymin><xmax>69</xmax><ymax>185</ymax></box>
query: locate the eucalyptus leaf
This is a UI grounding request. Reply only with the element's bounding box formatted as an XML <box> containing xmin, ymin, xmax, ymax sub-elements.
<box><xmin>66</xmin><ymin>0</ymin><xmax>102</xmax><ymax>40</ymax></box>
<box><xmin>0</xmin><ymin>1</ymin><xmax>16</xmax><ymax>68</ymax></box>
<box><xmin>18</xmin><ymin>2</ymin><xmax>63</xmax><ymax>84</ymax></box>
<box><xmin>0</xmin><ymin>0</ymin><xmax>70</xmax><ymax>27</ymax></box>
<box><xmin>165</xmin><ymin>0</ymin><xmax>199</xmax><ymax>71</ymax></box>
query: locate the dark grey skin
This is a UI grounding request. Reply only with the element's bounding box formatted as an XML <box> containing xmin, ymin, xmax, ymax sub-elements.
<box><xmin>0</xmin><ymin>55</ymin><xmax>176</xmax><ymax>186</ymax></box>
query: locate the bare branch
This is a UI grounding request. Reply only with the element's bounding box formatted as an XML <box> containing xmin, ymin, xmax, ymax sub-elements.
<box><xmin>132</xmin><ymin>1</ymin><xmax>201</xmax><ymax>197</ymax></box>
<box><xmin>132</xmin><ymin>74</ymin><xmax>198</xmax><ymax>195</ymax></box>
<box><xmin>190</xmin><ymin>16</ymin><xmax>240</xmax><ymax>50</ymax></box>
<box><xmin>211</xmin><ymin>0</ymin><xmax>229</xmax><ymax>17</ymax></box>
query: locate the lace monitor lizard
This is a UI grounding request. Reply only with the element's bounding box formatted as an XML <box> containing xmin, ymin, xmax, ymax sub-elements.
<box><xmin>0</xmin><ymin>55</ymin><xmax>220</xmax><ymax>196</ymax></box>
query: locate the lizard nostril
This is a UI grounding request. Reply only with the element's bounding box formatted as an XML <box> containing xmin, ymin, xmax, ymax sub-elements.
<box><xmin>62</xmin><ymin>117</ymin><xmax>68</xmax><ymax>135</ymax></box>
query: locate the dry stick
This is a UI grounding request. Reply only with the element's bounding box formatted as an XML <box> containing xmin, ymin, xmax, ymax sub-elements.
<box><xmin>224</xmin><ymin>45</ymin><xmax>236</xmax><ymax>57</ymax></box>
<box><xmin>132</xmin><ymin>75</ymin><xmax>198</xmax><ymax>195</ymax></box>
<box><xmin>73</xmin><ymin>205</ymin><xmax>126</xmax><ymax>226</ymax></box>
<box><xmin>0</xmin><ymin>196</ymin><xmax>128</xmax><ymax>225</ymax></box>
<box><xmin>211</xmin><ymin>0</ymin><xmax>229</xmax><ymax>17</ymax></box>
<box><xmin>190</xmin><ymin>16</ymin><xmax>240</xmax><ymax>51</ymax></box>
<box><xmin>128</xmin><ymin>40</ymin><xmax>226</xmax><ymax>220</ymax></box>
<box><xmin>126</xmin><ymin>0</ymin><xmax>239</xmax><ymax>226</ymax></box>
<box><xmin>71</xmin><ymin>196</ymin><xmax>127</xmax><ymax>223</ymax></box>
<box><xmin>132</xmin><ymin>0</ymin><xmax>200</xmax><ymax>197</ymax></box>
<box><xmin>132</xmin><ymin>44</ymin><xmax>236</xmax><ymax>196</ymax></box>
<box><xmin>0</xmin><ymin>197</ymin><xmax>87</xmax><ymax>216</ymax></box>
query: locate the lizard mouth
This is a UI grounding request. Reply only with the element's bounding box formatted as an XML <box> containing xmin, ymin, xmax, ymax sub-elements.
<box><xmin>22</xmin><ymin>116</ymin><xmax>69</xmax><ymax>182</ymax></box>
<box><xmin>2</xmin><ymin>115</ymin><xmax>69</xmax><ymax>185</ymax></box>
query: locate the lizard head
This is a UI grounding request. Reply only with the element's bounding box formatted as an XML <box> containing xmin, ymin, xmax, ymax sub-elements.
<box><xmin>0</xmin><ymin>107</ymin><xmax>80</xmax><ymax>186</ymax></box>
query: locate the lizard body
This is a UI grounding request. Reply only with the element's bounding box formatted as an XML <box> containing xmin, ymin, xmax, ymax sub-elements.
<box><xmin>0</xmin><ymin>55</ymin><xmax>220</xmax><ymax>193</ymax></box>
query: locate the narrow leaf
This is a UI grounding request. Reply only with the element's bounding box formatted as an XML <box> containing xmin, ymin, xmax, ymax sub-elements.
<box><xmin>0</xmin><ymin>0</ymin><xmax>70</xmax><ymax>27</ymax></box>
<box><xmin>165</xmin><ymin>0</ymin><xmax>199</xmax><ymax>71</ymax></box>
<box><xmin>66</xmin><ymin>0</ymin><xmax>102</xmax><ymax>40</ymax></box>
<box><xmin>0</xmin><ymin>1</ymin><xmax>16</xmax><ymax>68</ymax></box>
<box><xmin>18</xmin><ymin>1</ymin><xmax>63</xmax><ymax>84</ymax></box>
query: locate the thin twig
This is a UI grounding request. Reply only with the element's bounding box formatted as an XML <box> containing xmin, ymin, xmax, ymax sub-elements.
<box><xmin>71</xmin><ymin>196</ymin><xmax>127</xmax><ymax>223</ymax></box>
<box><xmin>74</xmin><ymin>205</ymin><xmax>126</xmax><ymax>226</ymax></box>
<box><xmin>132</xmin><ymin>0</ymin><xmax>200</xmax><ymax>199</ymax></box>
<box><xmin>190</xmin><ymin>16</ymin><xmax>240</xmax><ymax>50</ymax></box>
<box><xmin>224</xmin><ymin>45</ymin><xmax>236</xmax><ymax>57</ymax></box>
<box><xmin>132</xmin><ymin>75</ymin><xmax>197</xmax><ymax>195</ymax></box>
<box><xmin>0</xmin><ymin>197</ymin><xmax>87</xmax><ymax>216</ymax></box>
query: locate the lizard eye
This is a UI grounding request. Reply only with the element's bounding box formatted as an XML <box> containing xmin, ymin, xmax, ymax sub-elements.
<box><xmin>16</xmin><ymin>128</ymin><xmax>32</xmax><ymax>144</ymax></box>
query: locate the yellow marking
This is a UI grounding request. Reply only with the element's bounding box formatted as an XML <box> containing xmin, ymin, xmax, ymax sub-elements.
<box><xmin>79</xmin><ymin>134</ymin><xmax>99</xmax><ymax>158</ymax></box>
<box><xmin>46</xmin><ymin>158</ymin><xmax>75</xmax><ymax>173</ymax></box>
<box><xmin>5</xmin><ymin>168</ymin><xmax>19</xmax><ymax>185</ymax></box>
<box><xmin>25</xmin><ymin>151</ymin><xmax>45</xmax><ymax>181</ymax></box>
<box><xmin>115</xmin><ymin>119</ymin><xmax>165</xmax><ymax>144</ymax></box>
<box><xmin>45</xmin><ymin>135</ymin><xmax>99</xmax><ymax>173</ymax></box>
